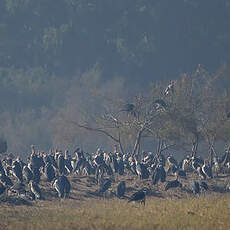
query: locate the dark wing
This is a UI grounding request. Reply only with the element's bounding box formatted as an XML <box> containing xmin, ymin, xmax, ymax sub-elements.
<box><xmin>165</xmin><ymin>181</ymin><xmax>172</xmax><ymax>191</ymax></box>
<box><xmin>45</xmin><ymin>164</ymin><xmax>56</xmax><ymax>182</ymax></box>
<box><xmin>123</xmin><ymin>103</ymin><xmax>135</xmax><ymax>112</ymax></box>
<box><xmin>100</xmin><ymin>179</ymin><xmax>112</xmax><ymax>193</ymax></box>
<box><xmin>0</xmin><ymin>183</ymin><xmax>6</xmax><ymax>195</ymax></box>
<box><xmin>117</xmin><ymin>181</ymin><xmax>126</xmax><ymax>197</ymax></box>
<box><xmin>177</xmin><ymin>170</ymin><xmax>187</xmax><ymax>179</ymax></box>
<box><xmin>160</xmin><ymin>167</ymin><xmax>166</xmax><ymax>182</ymax></box>
<box><xmin>191</xmin><ymin>181</ymin><xmax>200</xmax><ymax>194</ymax></box>
<box><xmin>0</xmin><ymin>174</ymin><xmax>13</xmax><ymax>187</ymax></box>
<box><xmin>165</xmin><ymin>180</ymin><xmax>181</xmax><ymax>191</ymax></box>
<box><xmin>199</xmin><ymin>181</ymin><xmax>208</xmax><ymax>191</ymax></box>
<box><xmin>154</xmin><ymin>99</ymin><xmax>167</xmax><ymax>108</ymax></box>
<box><xmin>203</xmin><ymin>165</ymin><xmax>213</xmax><ymax>178</ymax></box>
<box><xmin>152</xmin><ymin>168</ymin><xmax>161</xmax><ymax>185</ymax></box>
<box><xmin>128</xmin><ymin>190</ymin><xmax>144</xmax><ymax>202</ymax></box>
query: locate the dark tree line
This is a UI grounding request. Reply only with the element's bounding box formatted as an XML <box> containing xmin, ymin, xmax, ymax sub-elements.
<box><xmin>1</xmin><ymin>0</ymin><xmax>230</xmax><ymax>78</ymax></box>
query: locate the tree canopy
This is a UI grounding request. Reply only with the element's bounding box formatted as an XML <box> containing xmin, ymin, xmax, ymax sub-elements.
<box><xmin>56</xmin><ymin>66</ymin><xmax>230</xmax><ymax>157</ymax></box>
<box><xmin>1</xmin><ymin>0</ymin><xmax>230</xmax><ymax>79</ymax></box>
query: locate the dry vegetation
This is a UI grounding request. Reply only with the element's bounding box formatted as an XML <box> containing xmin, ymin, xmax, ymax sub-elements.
<box><xmin>0</xmin><ymin>173</ymin><xmax>230</xmax><ymax>230</ymax></box>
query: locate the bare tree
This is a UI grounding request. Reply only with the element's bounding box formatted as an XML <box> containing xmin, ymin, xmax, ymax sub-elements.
<box><xmin>54</xmin><ymin>65</ymin><xmax>230</xmax><ymax>160</ymax></box>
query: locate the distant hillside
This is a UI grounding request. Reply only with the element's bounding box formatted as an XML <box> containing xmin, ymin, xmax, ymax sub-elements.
<box><xmin>1</xmin><ymin>0</ymin><xmax>230</xmax><ymax>154</ymax></box>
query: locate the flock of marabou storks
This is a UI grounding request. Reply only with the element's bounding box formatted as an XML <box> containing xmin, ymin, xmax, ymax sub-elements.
<box><xmin>0</xmin><ymin>81</ymin><xmax>229</xmax><ymax>205</ymax></box>
<box><xmin>0</xmin><ymin>144</ymin><xmax>230</xmax><ymax>205</ymax></box>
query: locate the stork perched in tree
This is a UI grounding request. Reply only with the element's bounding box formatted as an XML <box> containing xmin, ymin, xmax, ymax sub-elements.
<box><xmin>154</xmin><ymin>99</ymin><xmax>167</xmax><ymax>111</ymax></box>
<box><xmin>165</xmin><ymin>80</ymin><xmax>175</xmax><ymax>96</ymax></box>
<box><xmin>120</xmin><ymin>103</ymin><xmax>136</xmax><ymax>117</ymax></box>
<box><xmin>123</xmin><ymin>103</ymin><xmax>135</xmax><ymax>112</ymax></box>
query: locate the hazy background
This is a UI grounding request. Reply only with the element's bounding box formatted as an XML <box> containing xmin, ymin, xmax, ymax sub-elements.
<box><xmin>1</xmin><ymin>0</ymin><xmax>230</xmax><ymax>156</ymax></box>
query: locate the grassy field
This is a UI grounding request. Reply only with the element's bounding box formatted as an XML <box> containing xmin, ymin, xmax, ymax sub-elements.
<box><xmin>0</xmin><ymin>195</ymin><xmax>230</xmax><ymax>230</ymax></box>
<box><xmin>0</xmin><ymin>174</ymin><xmax>230</xmax><ymax>230</ymax></box>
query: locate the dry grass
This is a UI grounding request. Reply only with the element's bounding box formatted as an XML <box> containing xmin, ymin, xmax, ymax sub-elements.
<box><xmin>0</xmin><ymin>194</ymin><xmax>230</xmax><ymax>230</ymax></box>
<box><xmin>0</xmin><ymin>173</ymin><xmax>229</xmax><ymax>230</ymax></box>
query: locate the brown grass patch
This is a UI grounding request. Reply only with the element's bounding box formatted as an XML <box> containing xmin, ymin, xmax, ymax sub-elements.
<box><xmin>0</xmin><ymin>194</ymin><xmax>229</xmax><ymax>230</ymax></box>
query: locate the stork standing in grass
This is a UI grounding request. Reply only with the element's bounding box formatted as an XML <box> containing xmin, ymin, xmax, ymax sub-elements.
<box><xmin>128</xmin><ymin>188</ymin><xmax>147</xmax><ymax>206</ymax></box>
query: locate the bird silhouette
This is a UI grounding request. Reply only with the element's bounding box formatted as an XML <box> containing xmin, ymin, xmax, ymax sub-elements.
<box><xmin>128</xmin><ymin>188</ymin><xmax>147</xmax><ymax>205</ymax></box>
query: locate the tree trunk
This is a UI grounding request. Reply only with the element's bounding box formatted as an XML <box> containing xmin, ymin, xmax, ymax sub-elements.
<box><xmin>118</xmin><ymin>133</ymin><xmax>125</xmax><ymax>155</ymax></box>
<box><xmin>209</xmin><ymin>146</ymin><xmax>214</xmax><ymax>166</ymax></box>
<box><xmin>132</xmin><ymin>128</ymin><xmax>144</xmax><ymax>156</ymax></box>
<box><xmin>191</xmin><ymin>133</ymin><xmax>199</xmax><ymax>157</ymax></box>
<box><xmin>156</xmin><ymin>139</ymin><xmax>162</xmax><ymax>155</ymax></box>
<box><xmin>192</xmin><ymin>140</ymin><xmax>198</xmax><ymax>156</ymax></box>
